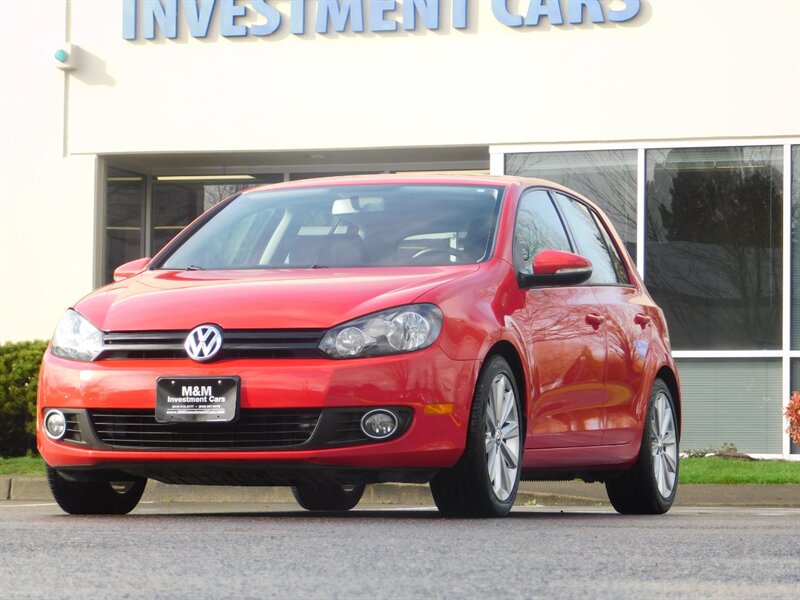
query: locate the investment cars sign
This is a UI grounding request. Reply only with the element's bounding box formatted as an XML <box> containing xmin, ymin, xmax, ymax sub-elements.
<box><xmin>122</xmin><ymin>0</ymin><xmax>641</xmax><ymax>39</ymax></box>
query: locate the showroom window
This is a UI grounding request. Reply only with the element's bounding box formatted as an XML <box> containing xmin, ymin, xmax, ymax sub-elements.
<box><xmin>676</xmin><ymin>359</ymin><xmax>783</xmax><ymax>455</ymax></box>
<box><xmin>505</xmin><ymin>150</ymin><xmax>638</xmax><ymax>260</ymax></box>
<box><xmin>150</xmin><ymin>179</ymin><xmax>274</xmax><ymax>256</ymax></box>
<box><xmin>104</xmin><ymin>169</ymin><xmax>145</xmax><ymax>284</ymax></box>
<box><xmin>102</xmin><ymin>174</ymin><xmax>282</xmax><ymax>284</ymax></box>
<box><xmin>497</xmin><ymin>139</ymin><xmax>798</xmax><ymax>456</ymax></box>
<box><xmin>645</xmin><ymin>146</ymin><xmax>783</xmax><ymax>351</ymax></box>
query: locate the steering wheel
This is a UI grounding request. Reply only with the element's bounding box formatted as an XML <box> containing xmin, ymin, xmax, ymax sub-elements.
<box><xmin>410</xmin><ymin>247</ymin><xmax>468</xmax><ymax>264</ymax></box>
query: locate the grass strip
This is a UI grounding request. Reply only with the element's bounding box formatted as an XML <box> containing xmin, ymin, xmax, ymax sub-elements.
<box><xmin>678</xmin><ymin>456</ymin><xmax>800</xmax><ymax>484</ymax></box>
<box><xmin>0</xmin><ymin>456</ymin><xmax>46</xmax><ymax>476</ymax></box>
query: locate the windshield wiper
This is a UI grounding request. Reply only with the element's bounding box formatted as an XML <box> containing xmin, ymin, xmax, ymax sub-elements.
<box><xmin>184</xmin><ymin>265</ymin><xmax>204</xmax><ymax>271</ymax></box>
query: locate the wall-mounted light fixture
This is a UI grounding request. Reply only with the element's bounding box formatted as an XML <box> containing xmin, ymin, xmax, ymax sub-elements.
<box><xmin>54</xmin><ymin>43</ymin><xmax>77</xmax><ymax>71</ymax></box>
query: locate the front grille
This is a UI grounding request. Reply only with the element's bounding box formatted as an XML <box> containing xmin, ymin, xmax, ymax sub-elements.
<box><xmin>63</xmin><ymin>412</ymin><xmax>83</xmax><ymax>444</ymax></box>
<box><xmin>87</xmin><ymin>409</ymin><xmax>321</xmax><ymax>450</ymax></box>
<box><xmin>328</xmin><ymin>409</ymin><xmax>370</xmax><ymax>445</ymax></box>
<box><xmin>98</xmin><ymin>329</ymin><xmax>325</xmax><ymax>360</ymax></box>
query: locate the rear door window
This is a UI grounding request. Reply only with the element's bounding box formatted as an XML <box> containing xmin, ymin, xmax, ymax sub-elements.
<box><xmin>553</xmin><ymin>193</ymin><xmax>627</xmax><ymax>285</ymax></box>
<box><xmin>591</xmin><ymin>210</ymin><xmax>630</xmax><ymax>284</ymax></box>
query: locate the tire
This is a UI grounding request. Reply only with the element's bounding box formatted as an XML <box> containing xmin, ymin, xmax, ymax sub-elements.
<box><xmin>46</xmin><ymin>465</ymin><xmax>146</xmax><ymax>515</ymax></box>
<box><xmin>291</xmin><ymin>483</ymin><xmax>365</xmax><ymax>511</ymax></box>
<box><xmin>605</xmin><ymin>379</ymin><xmax>679</xmax><ymax>514</ymax></box>
<box><xmin>430</xmin><ymin>355</ymin><xmax>522</xmax><ymax>518</ymax></box>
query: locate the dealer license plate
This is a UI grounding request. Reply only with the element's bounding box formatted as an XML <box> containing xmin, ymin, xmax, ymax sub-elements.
<box><xmin>155</xmin><ymin>377</ymin><xmax>240</xmax><ymax>423</ymax></box>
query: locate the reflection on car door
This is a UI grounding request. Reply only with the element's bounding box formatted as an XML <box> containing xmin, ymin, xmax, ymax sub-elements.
<box><xmin>593</xmin><ymin>285</ymin><xmax>651</xmax><ymax>445</ymax></box>
<box><xmin>525</xmin><ymin>288</ymin><xmax>608</xmax><ymax>448</ymax></box>
<box><xmin>513</xmin><ymin>189</ymin><xmax>607</xmax><ymax>449</ymax></box>
<box><xmin>551</xmin><ymin>193</ymin><xmax>648</xmax><ymax>446</ymax></box>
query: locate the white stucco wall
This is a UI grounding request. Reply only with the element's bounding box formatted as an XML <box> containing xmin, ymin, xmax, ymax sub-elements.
<box><xmin>64</xmin><ymin>0</ymin><xmax>800</xmax><ymax>153</ymax></box>
<box><xmin>1</xmin><ymin>0</ymin><xmax>799</xmax><ymax>342</ymax></box>
<box><xmin>0</xmin><ymin>1</ymin><xmax>98</xmax><ymax>343</ymax></box>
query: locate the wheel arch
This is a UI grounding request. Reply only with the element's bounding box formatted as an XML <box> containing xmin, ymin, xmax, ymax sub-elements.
<box><xmin>655</xmin><ymin>365</ymin><xmax>681</xmax><ymax>437</ymax></box>
<box><xmin>483</xmin><ymin>340</ymin><xmax>528</xmax><ymax>435</ymax></box>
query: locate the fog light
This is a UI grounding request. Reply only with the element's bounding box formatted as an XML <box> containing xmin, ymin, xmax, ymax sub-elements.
<box><xmin>361</xmin><ymin>409</ymin><xmax>398</xmax><ymax>440</ymax></box>
<box><xmin>44</xmin><ymin>410</ymin><xmax>67</xmax><ymax>440</ymax></box>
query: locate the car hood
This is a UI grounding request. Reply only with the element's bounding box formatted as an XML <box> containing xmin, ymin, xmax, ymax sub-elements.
<box><xmin>75</xmin><ymin>266</ymin><xmax>480</xmax><ymax>331</ymax></box>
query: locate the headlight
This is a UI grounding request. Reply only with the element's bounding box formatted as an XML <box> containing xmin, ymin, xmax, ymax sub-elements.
<box><xmin>319</xmin><ymin>304</ymin><xmax>443</xmax><ymax>359</ymax></box>
<box><xmin>51</xmin><ymin>309</ymin><xmax>103</xmax><ymax>361</ymax></box>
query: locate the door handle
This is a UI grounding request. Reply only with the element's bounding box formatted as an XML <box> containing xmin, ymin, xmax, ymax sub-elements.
<box><xmin>585</xmin><ymin>313</ymin><xmax>605</xmax><ymax>329</ymax></box>
<box><xmin>634</xmin><ymin>314</ymin><xmax>651</xmax><ymax>328</ymax></box>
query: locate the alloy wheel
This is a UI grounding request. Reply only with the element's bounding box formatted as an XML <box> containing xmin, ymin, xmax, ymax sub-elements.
<box><xmin>649</xmin><ymin>391</ymin><xmax>678</xmax><ymax>498</ymax></box>
<box><xmin>484</xmin><ymin>373</ymin><xmax>520</xmax><ymax>501</ymax></box>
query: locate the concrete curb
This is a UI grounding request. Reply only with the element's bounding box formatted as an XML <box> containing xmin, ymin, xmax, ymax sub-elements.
<box><xmin>0</xmin><ymin>477</ymin><xmax>11</xmax><ymax>501</ymax></box>
<box><xmin>2</xmin><ymin>477</ymin><xmax>604</xmax><ymax>507</ymax></box>
<box><xmin>3</xmin><ymin>476</ymin><xmax>799</xmax><ymax>507</ymax></box>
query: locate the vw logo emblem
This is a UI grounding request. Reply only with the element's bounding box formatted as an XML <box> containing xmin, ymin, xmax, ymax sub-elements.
<box><xmin>185</xmin><ymin>324</ymin><xmax>223</xmax><ymax>362</ymax></box>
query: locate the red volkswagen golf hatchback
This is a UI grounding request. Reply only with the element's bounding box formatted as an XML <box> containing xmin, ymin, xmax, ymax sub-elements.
<box><xmin>38</xmin><ymin>175</ymin><xmax>680</xmax><ymax>517</ymax></box>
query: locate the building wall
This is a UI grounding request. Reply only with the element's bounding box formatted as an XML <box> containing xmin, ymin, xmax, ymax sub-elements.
<box><xmin>64</xmin><ymin>0</ymin><xmax>799</xmax><ymax>153</ymax></box>
<box><xmin>0</xmin><ymin>1</ymin><xmax>98</xmax><ymax>342</ymax></box>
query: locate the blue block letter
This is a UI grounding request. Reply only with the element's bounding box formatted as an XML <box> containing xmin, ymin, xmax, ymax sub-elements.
<box><xmin>567</xmin><ymin>0</ymin><xmax>603</xmax><ymax>24</ymax></box>
<box><xmin>525</xmin><ymin>0</ymin><xmax>564</xmax><ymax>26</ymax></box>
<box><xmin>220</xmin><ymin>0</ymin><xmax>247</xmax><ymax>36</ymax></box>
<box><xmin>316</xmin><ymin>0</ymin><xmax>365</xmax><ymax>33</ymax></box>
<box><xmin>290</xmin><ymin>0</ymin><xmax>305</xmax><ymax>34</ymax></box>
<box><xmin>183</xmin><ymin>0</ymin><xmax>216</xmax><ymax>38</ymax></box>
<box><xmin>143</xmin><ymin>0</ymin><xmax>177</xmax><ymax>39</ymax></box>
<box><xmin>252</xmin><ymin>0</ymin><xmax>281</xmax><ymax>35</ymax></box>
<box><xmin>453</xmin><ymin>0</ymin><xmax>467</xmax><ymax>29</ymax></box>
<box><xmin>403</xmin><ymin>0</ymin><xmax>439</xmax><ymax>31</ymax></box>
<box><xmin>371</xmin><ymin>0</ymin><xmax>397</xmax><ymax>32</ymax></box>
<box><xmin>123</xmin><ymin>0</ymin><xmax>137</xmax><ymax>39</ymax></box>
<box><xmin>491</xmin><ymin>0</ymin><xmax>523</xmax><ymax>27</ymax></box>
<box><xmin>607</xmin><ymin>0</ymin><xmax>640</xmax><ymax>23</ymax></box>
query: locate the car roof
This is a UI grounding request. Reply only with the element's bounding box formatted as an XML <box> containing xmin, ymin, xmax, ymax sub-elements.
<box><xmin>237</xmin><ymin>173</ymin><xmax>606</xmax><ymax>218</ymax></box>
<box><xmin>241</xmin><ymin>173</ymin><xmax>558</xmax><ymax>193</ymax></box>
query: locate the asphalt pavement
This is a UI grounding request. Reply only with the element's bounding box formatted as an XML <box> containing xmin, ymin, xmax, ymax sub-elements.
<box><xmin>1</xmin><ymin>502</ymin><xmax>798</xmax><ymax>599</ymax></box>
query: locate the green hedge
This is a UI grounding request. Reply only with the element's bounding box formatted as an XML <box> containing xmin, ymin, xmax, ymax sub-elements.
<box><xmin>0</xmin><ymin>341</ymin><xmax>48</xmax><ymax>456</ymax></box>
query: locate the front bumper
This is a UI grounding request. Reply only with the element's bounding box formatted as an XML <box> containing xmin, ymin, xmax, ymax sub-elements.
<box><xmin>37</xmin><ymin>346</ymin><xmax>478</xmax><ymax>480</ymax></box>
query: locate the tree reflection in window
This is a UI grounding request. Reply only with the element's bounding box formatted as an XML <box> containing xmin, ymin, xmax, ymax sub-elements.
<box><xmin>506</xmin><ymin>150</ymin><xmax>637</xmax><ymax>260</ymax></box>
<box><xmin>645</xmin><ymin>146</ymin><xmax>782</xmax><ymax>350</ymax></box>
<box><xmin>513</xmin><ymin>190</ymin><xmax>571</xmax><ymax>274</ymax></box>
<box><xmin>152</xmin><ymin>182</ymin><xmax>263</xmax><ymax>256</ymax></box>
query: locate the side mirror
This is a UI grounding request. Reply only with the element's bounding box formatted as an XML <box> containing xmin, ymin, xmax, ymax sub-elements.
<box><xmin>113</xmin><ymin>257</ymin><xmax>151</xmax><ymax>282</ymax></box>
<box><xmin>518</xmin><ymin>249</ymin><xmax>592</xmax><ymax>288</ymax></box>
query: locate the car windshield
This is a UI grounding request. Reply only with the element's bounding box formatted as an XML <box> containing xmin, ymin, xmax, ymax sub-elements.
<box><xmin>157</xmin><ymin>184</ymin><xmax>503</xmax><ymax>270</ymax></box>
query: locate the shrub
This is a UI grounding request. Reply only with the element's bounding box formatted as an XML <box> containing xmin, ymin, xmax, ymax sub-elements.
<box><xmin>787</xmin><ymin>391</ymin><xmax>800</xmax><ymax>446</ymax></box>
<box><xmin>682</xmin><ymin>442</ymin><xmax>745</xmax><ymax>459</ymax></box>
<box><xmin>683</xmin><ymin>446</ymin><xmax>713</xmax><ymax>459</ymax></box>
<box><xmin>0</xmin><ymin>341</ymin><xmax>48</xmax><ymax>456</ymax></box>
